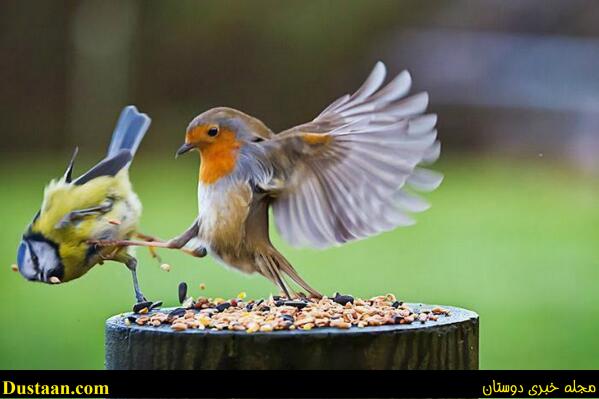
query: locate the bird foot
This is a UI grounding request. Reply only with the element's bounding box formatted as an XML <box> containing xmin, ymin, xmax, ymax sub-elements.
<box><xmin>132</xmin><ymin>300</ymin><xmax>162</xmax><ymax>314</ymax></box>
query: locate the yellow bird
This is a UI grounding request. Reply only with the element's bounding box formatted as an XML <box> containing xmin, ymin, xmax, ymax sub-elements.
<box><xmin>16</xmin><ymin>106</ymin><xmax>153</xmax><ymax>306</ymax></box>
<box><xmin>107</xmin><ymin>62</ymin><xmax>442</xmax><ymax>298</ymax></box>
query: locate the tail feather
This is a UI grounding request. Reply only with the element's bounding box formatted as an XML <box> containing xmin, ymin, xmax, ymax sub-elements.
<box><xmin>70</xmin><ymin>106</ymin><xmax>150</xmax><ymax>185</ymax></box>
<box><xmin>107</xmin><ymin>106</ymin><xmax>151</xmax><ymax>158</ymax></box>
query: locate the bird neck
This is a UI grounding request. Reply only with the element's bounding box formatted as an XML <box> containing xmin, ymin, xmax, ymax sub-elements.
<box><xmin>198</xmin><ymin>131</ymin><xmax>241</xmax><ymax>184</ymax></box>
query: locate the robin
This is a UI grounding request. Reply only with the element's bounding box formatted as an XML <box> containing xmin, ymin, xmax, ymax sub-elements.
<box><xmin>109</xmin><ymin>62</ymin><xmax>442</xmax><ymax>298</ymax></box>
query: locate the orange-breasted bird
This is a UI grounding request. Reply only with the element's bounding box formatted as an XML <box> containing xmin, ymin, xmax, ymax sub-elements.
<box><xmin>113</xmin><ymin>62</ymin><xmax>442</xmax><ymax>298</ymax></box>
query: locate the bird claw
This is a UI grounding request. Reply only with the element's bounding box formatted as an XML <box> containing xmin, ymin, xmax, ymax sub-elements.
<box><xmin>165</xmin><ymin>238</ymin><xmax>186</xmax><ymax>249</ymax></box>
<box><xmin>192</xmin><ymin>247</ymin><xmax>207</xmax><ymax>258</ymax></box>
<box><xmin>132</xmin><ymin>300</ymin><xmax>162</xmax><ymax>313</ymax></box>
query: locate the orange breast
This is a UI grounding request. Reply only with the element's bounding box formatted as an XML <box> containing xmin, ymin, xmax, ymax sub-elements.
<box><xmin>199</xmin><ymin>130</ymin><xmax>241</xmax><ymax>184</ymax></box>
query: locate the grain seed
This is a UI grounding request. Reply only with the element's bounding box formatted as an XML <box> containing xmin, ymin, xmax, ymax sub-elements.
<box><xmin>160</xmin><ymin>263</ymin><xmax>171</xmax><ymax>272</ymax></box>
<box><xmin>171</xmin><ymin>322</ymin><xmax>187</xmax><ymax>331</ymax></box>
<box><xmin>126</xmin><ymin>294</ymin><xmax>445</xmax><ymax>332</ymax></box>
<box><xmin>431</xmin><ymin>306</ymin><xmax>449</xmax><ymax>315</ymax></box>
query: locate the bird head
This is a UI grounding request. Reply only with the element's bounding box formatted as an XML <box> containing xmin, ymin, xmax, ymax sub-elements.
<box><xmin>176</xmin><ymin>107</ymin><xmax>271</xmax><ymax>157</ymax></box>
<box><xmin>16</xmin><ymin>236</ymin><xmax>64</xmax><ymax>285</ymax></box>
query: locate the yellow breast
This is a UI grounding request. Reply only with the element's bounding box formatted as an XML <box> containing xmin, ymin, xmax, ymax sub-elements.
<box><xmin>32</xmin><ymin>170</ymin><xmax>141</xmax><ymax>280</ymax></box>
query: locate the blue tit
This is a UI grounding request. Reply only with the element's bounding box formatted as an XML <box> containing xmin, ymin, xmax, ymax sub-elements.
<box><xmin>16</xmin><ymin>105</ymin><xmax>152</xmax><ymax>306</ymax></box>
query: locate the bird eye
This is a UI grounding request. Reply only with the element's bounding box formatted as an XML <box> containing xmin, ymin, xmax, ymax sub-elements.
<box><xmin>207</xmin><ymin>127</ymin><xmax>219</xmax><ymax>137</ymax></box>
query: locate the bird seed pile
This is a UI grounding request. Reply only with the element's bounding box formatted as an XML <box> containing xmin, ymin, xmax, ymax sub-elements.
<box><xmin>125</xmin><ymin>291</ymin><xmax>450</xmax><ymax>333</ymax></box>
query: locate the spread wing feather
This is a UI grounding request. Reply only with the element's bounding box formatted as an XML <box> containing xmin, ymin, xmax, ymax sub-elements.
<box><xmin>267</xmin><ymin>62</ymin><xmax>442</xmax><ymax>248</ymax></box>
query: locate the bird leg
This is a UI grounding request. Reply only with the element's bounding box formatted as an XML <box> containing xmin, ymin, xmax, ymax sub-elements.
<box><xmin>138</xmin><ymin>218</ymin><xmax>206</xmax><ymax>258</ymax></box>
<box><xmin>128</xmin><ymin>259</ymin><xmax>146</xmax><ymax>304</ymax></box>
<box><xmin>133</xmin><ymin>233</ymin><xmax>165</xmax><ymax>264</ymax></box>
<box><xmin>113</xmin><ymin>253</ymin><xmax>146</xmax><ymax>304</ymax></box>
<box><xmin>165</xmin><ymin>218</ymin><xmax>200</xmax><ymax>249</ymax></box>
<box><xmin>262</xmin><ymin>254</ymin><xmax>294</xmax><ymax>299</ymax></box>
<box><xmin>89</xmin><ymin>238</ymin><xmax>207</xmax><ymax>258</ymax></box>
<box><xmin>268</xmin><ymin>249</ymin><xmax>322</xmax><ymax>298</ymax></box>
<box><xmin>134</xmin><ymin>232</ymin><xmax>161</xmax><ymax>242</ymax></box>
<box><xmin>89</xmin><ymin>219</ymin><xmax>206</xmax><ymax>258</ymax></box>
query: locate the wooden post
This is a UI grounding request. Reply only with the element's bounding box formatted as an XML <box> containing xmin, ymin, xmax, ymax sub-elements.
<box><xmin>105</xmin><ymin>304</ymin><xmax>478</xmax><ymax>370</ymax></box>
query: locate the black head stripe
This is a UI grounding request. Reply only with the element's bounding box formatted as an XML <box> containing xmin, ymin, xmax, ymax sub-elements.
<box><xmin>25</xmin><ymin>240</ymin><xmax>39</xmax><ymax>269</ymax></box>
<box><xmin>22</xmin><ymin>233</ymin><xmax>63</xmax><ymax>270</ymax></box>
<box><xmin>25</xmin><ymin>232</ymin><xmax>60</xmax><ymax>251</ymax></box>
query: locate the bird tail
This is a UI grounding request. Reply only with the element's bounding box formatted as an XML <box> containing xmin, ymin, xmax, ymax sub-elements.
<box><xmin>107</xmin><ymin>105</ymin><xmax>151</xmax><ymax>158</ymax></box>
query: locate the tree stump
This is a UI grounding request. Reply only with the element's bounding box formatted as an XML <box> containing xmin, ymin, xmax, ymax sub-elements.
<box><xmin>105</xmin><ymin>304</ymin><xmax>478</xmax><ymax>370</ymax></box>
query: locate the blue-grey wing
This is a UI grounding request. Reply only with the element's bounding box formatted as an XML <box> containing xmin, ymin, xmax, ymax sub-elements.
<box><xmin>72</xmin><ymin>105</ymin><xmax>150</xmax><ymax>185</ymax></box>
<box><xmin>73</xmin><ymin>150</ymin><xmax>132</xmax><ymax>186</ymax></box>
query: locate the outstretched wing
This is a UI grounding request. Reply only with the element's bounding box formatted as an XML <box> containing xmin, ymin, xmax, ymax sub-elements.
<box><xmin>267</xmin><ymin>62</ymin><xmax>442</xmax><ymax>249</ymax></box>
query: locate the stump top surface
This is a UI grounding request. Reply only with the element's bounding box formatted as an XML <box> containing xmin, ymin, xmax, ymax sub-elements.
<box><xmin>106</xmin><ymin>303</ymin><xmax>478</xmax><ymax>336</ymax></box>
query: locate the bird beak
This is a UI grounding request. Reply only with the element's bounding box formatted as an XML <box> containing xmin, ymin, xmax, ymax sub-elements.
<box><xmin>175</xmin><ymin>143</ymin><xmax>195</xmax><ymax>158</ymax></box>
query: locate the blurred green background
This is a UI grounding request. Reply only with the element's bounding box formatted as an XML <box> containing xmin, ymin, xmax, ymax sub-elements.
<box><xmin>1</xmin><ymin>0</ymin><xmax>598</xmax><ymax>369</ymax></box>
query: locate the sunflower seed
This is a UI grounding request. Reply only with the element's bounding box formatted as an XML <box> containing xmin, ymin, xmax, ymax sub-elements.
<box><xmin>216</xmin><ymin>302</ymin><xmax>231</xmax><ymax>312</ymax></box>
<box><xmin>126</xmin><ymin>294</ymin><xmax>444</xmax><ymax>332</ymax></box>
<box><xmin>181</xmin><ymin>297</ymin><xmax>194</xmax><ymax>309</ymax></box>
<box><xmin>167</xmin><ymin>308</ymin><xmax>186</xmax><ymax>318</ymax></box>
<box><xmin>333</xmin><ymin>293</ymin><xmax>354</xmax><ymax>305</ymax></box>
<box><xmin>283</xmin><ymin>300</ymin><xmax>307</xmax><ymax>309</ymax></box>
<box><xmin>133</xmin><ymin>301</ymin><xmax>153</xmax><ymax>313</ymax></box>
<box><xmin>178</xmin><ymin>282</ymin><xmax>188</xmax><ymax>304</ymax></box>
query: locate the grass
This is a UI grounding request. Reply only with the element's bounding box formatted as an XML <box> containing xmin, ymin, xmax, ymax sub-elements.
<box><xmin>0</xmin><ymin>153</ymin><xmax>597</xmax><ymax>369</ymax></box>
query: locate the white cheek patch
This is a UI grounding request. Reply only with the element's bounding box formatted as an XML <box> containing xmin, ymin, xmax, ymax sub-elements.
<box><xmin>26</xmin><ymin>241</ymin><xmax>61</xmax><ymax>281</ymax></box>
<box><xmin>19</xmin><ymin>246</ymin><xmax>39</xmax><ymax>280</ymax></box>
